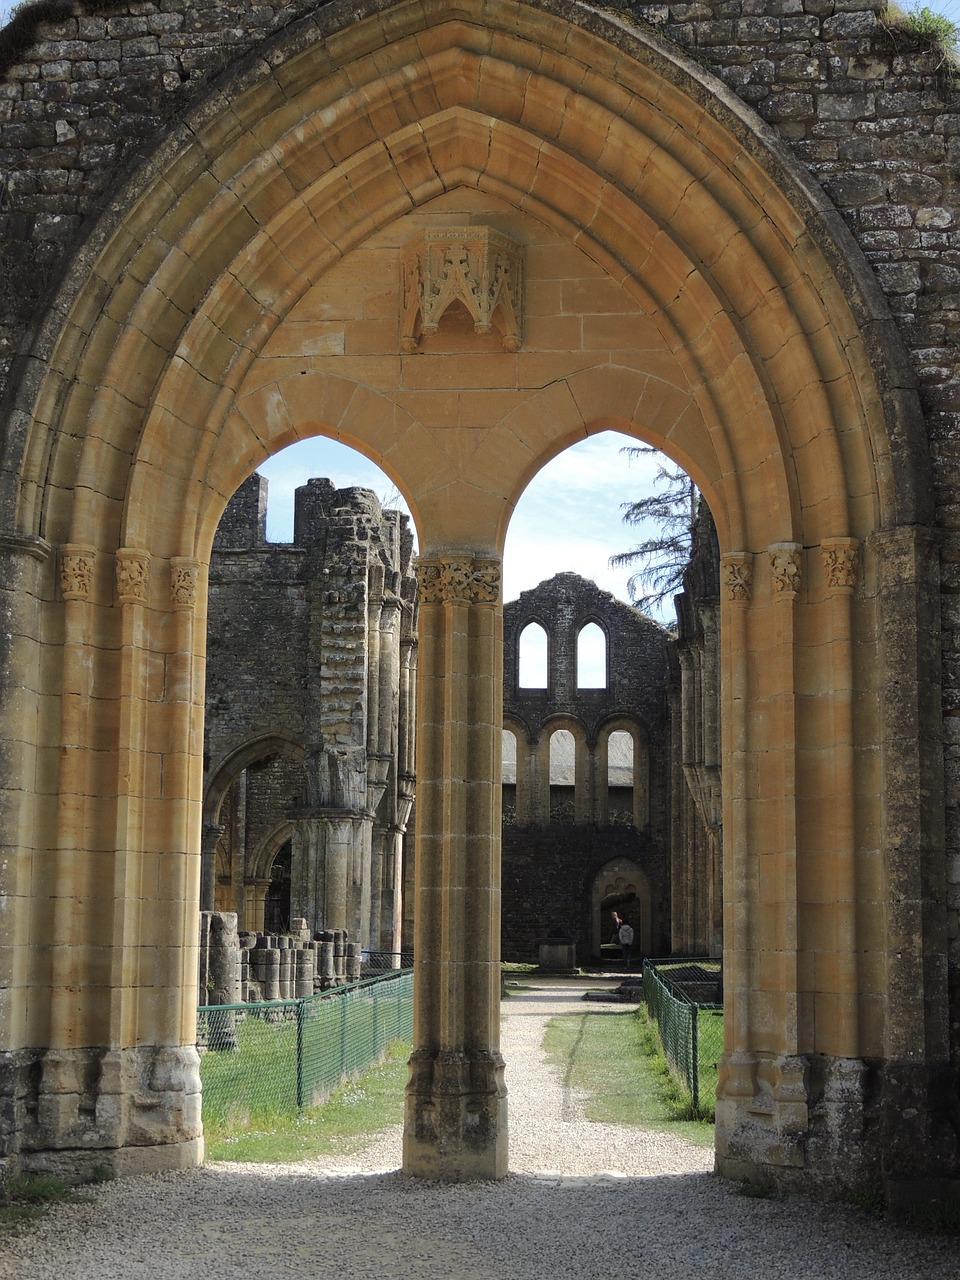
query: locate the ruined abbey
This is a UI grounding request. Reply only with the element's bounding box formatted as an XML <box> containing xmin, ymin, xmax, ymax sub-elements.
<box><xmin>1</xmin><ymin>0</ymin><xmax>959</xmax><ymax>1207</ymax></box>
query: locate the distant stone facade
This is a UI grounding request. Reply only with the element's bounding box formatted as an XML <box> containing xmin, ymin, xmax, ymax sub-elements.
<box><xmin>501</xmin><ymin>573</ymin><xmax>674</xmax><ymax>963</ymax></box>
<box><xmin>671</xmin><ymin>504</ymin><xmax>723</xmax><ymax>958</ymax></box>
<box><xmin>203</xmin><ymin>474</ymin><xmax>418</xmax><ymax>954</ymax></box>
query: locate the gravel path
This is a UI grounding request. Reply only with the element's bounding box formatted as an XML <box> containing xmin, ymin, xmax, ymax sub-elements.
<box><xmin>0</xmin><ymin>980</ymin><xmax>955</xmax><ymax>1279</ymax></box>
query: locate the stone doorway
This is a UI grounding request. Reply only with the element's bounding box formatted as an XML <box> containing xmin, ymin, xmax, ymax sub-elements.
<box><xmin>591</xmin><ymin>858</ymin><xmax>651</xmax><ymax>965</ymax></box>
<box><xmin>0</xmin><ymin>0</ymin><xmax>950</xmax><ymax>1201</ymax></box>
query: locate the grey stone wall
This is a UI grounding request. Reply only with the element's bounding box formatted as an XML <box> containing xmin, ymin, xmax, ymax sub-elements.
<box><xmin>501</xmin><ymin>825</ymin><xmax>671</xmax><ymax>962</ymax></box>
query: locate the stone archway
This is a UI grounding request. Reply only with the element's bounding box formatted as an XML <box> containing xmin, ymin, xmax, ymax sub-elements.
<box><xmin>0</xmin><ymin>0</ymin><xmax>949</xmax><ymax>1198</ymax></box>
<box><xmin>592</xmin><ymin>857</ymin><xmax>652</xmax><ymax>961</ymax></box>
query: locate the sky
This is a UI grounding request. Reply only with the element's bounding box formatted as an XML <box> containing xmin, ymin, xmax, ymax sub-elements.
<box><xmin>256</xmin><ymin>430</ymin><xmax>670</xmax><ymax>612</ymax></box>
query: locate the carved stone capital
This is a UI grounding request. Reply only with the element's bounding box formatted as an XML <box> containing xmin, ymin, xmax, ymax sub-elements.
<box><xmin>822</xmin><ymin>537</ymin><xmax>859</xmax><ymax>592</ymax></box>
<box><xmin>769</xmin><ymin>542</ymin><xmax>802</xmax><ymax>599</ymax></box>
<box><xmin>416</xmin><ymin>555</ymin><xmax>501</xmax><ymax>605</ymax></box>
<box><xmin>116</xmin><ymin>548</ymin><xmax>150</xmax><ymax>605</ymax></box>
<box><xmin>401</xmin><ymin>226</ymin><xmax>523</xmax><ymax>353</ymax></box>
<box><xmin>60</xmin><ymin>544</ymin><xmax>97</xmax><ymax>602</ymax></box>
<box><xmin>721</xmin><ymin>552</ymin><xmax>753</xmax><ymax>604</ymax></box>
<box><xmin>170</xmin><ymin>557</ymin><xmax>200</xmax><ymax>610</ymax></box>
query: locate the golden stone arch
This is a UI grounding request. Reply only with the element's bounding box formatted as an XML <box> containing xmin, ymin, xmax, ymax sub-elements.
<box><xmin>0</xmin><ymin>0</ymin><xmax>947</xmax><ymax>1199</ymax></box>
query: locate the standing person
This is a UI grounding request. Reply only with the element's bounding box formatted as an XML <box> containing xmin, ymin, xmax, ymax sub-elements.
<box><xmin>618</xmin><ymin>918</ymin><xmax>635</xmax><ymax>969</ymax></box>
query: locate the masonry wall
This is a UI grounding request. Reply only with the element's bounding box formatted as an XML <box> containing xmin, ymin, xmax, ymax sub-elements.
<box><xmin>502</xmin><ymin>573</ymin><xmax>673</xmax><ymax>963</ymax></box>
<box><xmin>0</xmin><ymin>0</ymin><xmax>958</xmax><ymax>1048</ymax></box>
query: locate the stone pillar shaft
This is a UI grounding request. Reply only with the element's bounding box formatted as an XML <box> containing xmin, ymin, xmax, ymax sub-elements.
<box><xmin>403</xmin><ymin>554</ymin><xmax>507</xmax><ymax>1181</ymax></box>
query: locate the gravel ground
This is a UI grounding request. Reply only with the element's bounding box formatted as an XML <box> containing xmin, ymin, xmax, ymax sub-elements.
<box><xmin>0</xmin><ymin>980</ymin><xmax>955</xmax><ymax>1279</ymax></box>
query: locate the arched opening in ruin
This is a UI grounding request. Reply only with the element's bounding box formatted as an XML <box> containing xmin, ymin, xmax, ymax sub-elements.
<box><xmin>263</xmin><ymin>840</ymin><xmax>293</xmax><ymax>935</ymax></box>
<box><xmin>0</xmin><ymin>0</ymin><xmax>945</xmax><ymax>1198</ymax></box>
<box><xmin>591</xmin><ymin>857</ymin><xmax>652</xmax><ymax>962</ymax></box>
<box><xmin>502</xmin><ymin>428</ymin><xmax>698</xmax><ymax>969</ymax></box>
<box><xmin>577</xmin><ymin>622</ymin><xmax>607</xmax><ymax>689</ymax></box>
<box><xmin>518</xmin><ymin>622</ymin><xmax>549</xmax><ymax>689</ymax></box>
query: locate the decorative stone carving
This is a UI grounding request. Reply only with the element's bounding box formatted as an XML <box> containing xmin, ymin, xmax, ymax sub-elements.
<box><xmin>170</xmin><ymin>557</ymin><xmax>199</xmax><ymax>610</ymax></box>
<box><xmin>116</xmin><ymin>548</ymin><xmax>150</xmax><ymax>604</ymax></box>
<box><xmin>60</xmin><ymin>544</ymin><xmax>96</xmax><ymax>601</ymax></box>
<box><xmin>822</xmin><ymin>538</ymin><xmax>858</xmax><ymax>592</ymax></box>
<box><xmin>416</xmin><ymin>556</ymin><xmax>502</xmax><ymax>605</ymax></box>
<box><xmin>769</xmin><ymin>543</ymin><xmax>802</xmax><ymax>598</ymax></box>
<box><xmin>720</xmin><ymin>553</ymin><xmax>753</xmax><ymax>604</ymax></box>
<box><xmin>400</xmin><ymin>227</ymin><xmax>523</xmax><ymax>353</ymax></box>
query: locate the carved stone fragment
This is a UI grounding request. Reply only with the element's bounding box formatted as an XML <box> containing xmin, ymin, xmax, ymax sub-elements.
<box><xmin>401</xmin><ymin>227</ymin><xmax>523</xmax><ymax>353</ymax></box>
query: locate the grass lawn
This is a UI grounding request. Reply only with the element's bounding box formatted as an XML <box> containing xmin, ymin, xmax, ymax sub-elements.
<box><xmin>204</xmin><ymin>1040</ymin><xmax>410</xmax><ymax>1163</ymax></box>
<box><xmin>542</xmin><ymin>1005</ymin><xmax>715</xmax><ymax>1146</ymax></box>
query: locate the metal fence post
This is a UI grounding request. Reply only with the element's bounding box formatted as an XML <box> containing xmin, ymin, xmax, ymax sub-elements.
<box><xmin>690</xmin><ymin>1001</ymin><xmax>699</xmax><ymax>1111</ymax></box>
<box><xmin>296</xmin><ymin>997</ymin><xmax>305</xmax><ymax>1111</ymax></box>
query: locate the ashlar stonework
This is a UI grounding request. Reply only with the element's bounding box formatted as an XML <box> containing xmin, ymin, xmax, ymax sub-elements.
<box><xmin>0</xmin><ymin>0</ymin><xmax>955</xmax><ymax>1202</ymax></box>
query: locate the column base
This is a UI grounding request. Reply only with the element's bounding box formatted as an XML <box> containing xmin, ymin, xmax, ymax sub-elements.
<box><xmin>715</xmin><ymin>1051</ymin><xmax>960</xmax><ymax>1207</ymax></box>
<box><xmin>0</xmin><ymin>1044</ymin><xmax>203</xmax><ymax>1183</ymax></box>
<box><xmin>402</xmin><ymin>1047</ymin><xmax>508</xmax><ymax>1181</ymax></box>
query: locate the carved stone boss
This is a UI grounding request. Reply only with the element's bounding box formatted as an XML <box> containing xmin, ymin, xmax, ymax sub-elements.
<box><xmin>769</xmin><ymin>542</ymin><xmax>802</xmax><ymax>599</ymax></box>
<box><xmin>170</xmin><ymin>557</ymin><xmax>200</xmax><ymax>610</ymax></box>
<box><xmin>401</xmin><ymin>227</ymin><xmax>523</xmax><ymax>353</ymax></box>
<box><xmin>416</xmin><ymin>556</ymin><xmax>501</xmax><ymax>605</ymax></box>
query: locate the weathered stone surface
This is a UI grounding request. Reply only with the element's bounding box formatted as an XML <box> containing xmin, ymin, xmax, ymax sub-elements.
<box><xmin>0</xmin><ymin>0</ymin><xmax>957</xmax><ymax>1202</ymax></box>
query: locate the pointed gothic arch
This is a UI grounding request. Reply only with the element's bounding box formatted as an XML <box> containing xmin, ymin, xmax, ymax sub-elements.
<box><xmin>0</xmin><ymin>0</ymin><xmax>947</xmax><ymax>1199</ymax></box>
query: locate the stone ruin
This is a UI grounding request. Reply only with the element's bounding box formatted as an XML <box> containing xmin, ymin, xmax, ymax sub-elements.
<box><xmin>199</xmin><ymin>912</ymin><xmax>365</xmax><ymax>1011</ymax></box>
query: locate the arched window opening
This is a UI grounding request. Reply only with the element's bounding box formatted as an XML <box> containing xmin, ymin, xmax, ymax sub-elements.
<box><xmin>577</xmin><ymin>622</ymin><xmax>607</xmax><ymax>688</ymax></box>
<box><xmin>607</xmin><ymin>730</ymin><xmax>635</xmax><ymax>826</ymax></box>
<box><xmin>263</xmin><ymin>841</ymin><xmax>292</xmax><ymax>935</ymax></box>
<box><xmin>519</xmin><ymin>622</ymin><xmax>549</xmax><ymax>688</ymax></box>
<box><xmin>502</xmin><ymin>728</ymin><xmax>518</xmax><ymax>826</ymax></box>
<box><xmin>549</xmin><ymin>728</ymin><xmax>575</xmax><ymax>823</ymax></box>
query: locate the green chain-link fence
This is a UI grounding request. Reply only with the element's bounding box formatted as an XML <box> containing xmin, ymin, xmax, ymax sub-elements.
<box><xmin>643</xmin><ymin>957</ymin><xmax>723</xmax><ymax>1115</ymax></box>
<box><xmin>198</xmin><ymin>968</ymin><xmax>413</xmax><ymax>1136</ymax></box>
<box><xmin>363</xmin><ymin>950</ymin><xmax>414</xmax><ymax>974</ymax></box>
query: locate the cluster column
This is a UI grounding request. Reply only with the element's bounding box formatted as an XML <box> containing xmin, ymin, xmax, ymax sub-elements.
<box><xmin>403</xmin><ymin>553</ymin><xmax>507</xmax><ymax>1181</ymax></box>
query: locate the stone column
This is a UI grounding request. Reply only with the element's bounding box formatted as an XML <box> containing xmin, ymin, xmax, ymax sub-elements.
<box><xmin>200</xmin><ymin>821</ymin><xmax>222</xmax><ymax>914</ymax></box>
<box><xmin>403</xmin><ymin>554</ymin><xmax>507</xmax><ymax>1181</ymax></box>
<box><xmin>243</xmin><ymin>878</ymin><xmax>270</xmax><ymax>933</ymax></box>
<box><xmin>573</xmin><ymin>730</ymin><xmax>591</xmax><ymax>825</ymax></box>
<box><xmin>289</xmin><ymin>808</ymin><xmax>372</xmax><ymax>941</ymax></box>
<box><xmin>715</xmin><ymin>551</ymin><xmax>757</xmax><ymax>1134</ymax></box>
<box><xmin>530</xmin><ymin>734</ymin><xmax>550</xmax><ymax>826</ymax></box>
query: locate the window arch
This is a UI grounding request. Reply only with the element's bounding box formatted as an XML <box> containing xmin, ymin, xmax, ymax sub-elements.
<box><xmin>518</xmin><ymin>621</ymin><xmax>549</xmax><ymax>688</ymax></box>
<box><xmin>577</xmin><ymin>621</ymin><xmax>607</xmax><ymax>688</ymax></box>
<box><xmin>607</xmin><ymin>729</ymin><xmax>635</xmax><ymax>825</ymax></box>
<box><xmin>549</xmin><ymin>727</ymin><xmax>575</xmax><ymax>822</ymax></box>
